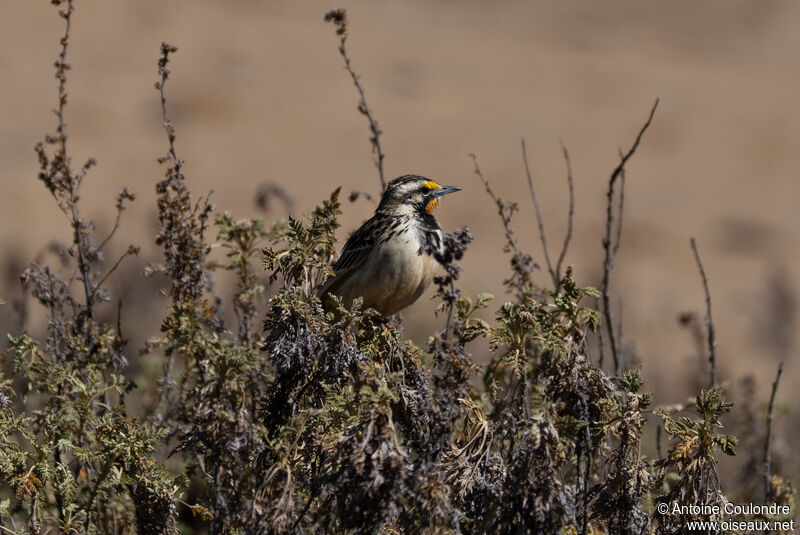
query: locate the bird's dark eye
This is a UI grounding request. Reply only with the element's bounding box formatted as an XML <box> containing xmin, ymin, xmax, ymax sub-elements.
<box><xmin>419</xmin><ymin>186</ymin><xmax>430</xmax><ymax>194</ymax></box>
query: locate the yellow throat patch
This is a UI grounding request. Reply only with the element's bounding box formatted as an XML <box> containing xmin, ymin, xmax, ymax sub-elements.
<box><xmin>425</xmin><ymin>198</ymin><xmax>441</xmax><ymax>214</ymax></box>
<box><xmin>424</xmin><ymin>181</ymin><xmax>441</xmax><ymax>214</ymax></box>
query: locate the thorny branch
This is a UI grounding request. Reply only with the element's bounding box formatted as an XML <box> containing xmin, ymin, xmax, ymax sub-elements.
<box><xmin>325</xmin><ymin>9</ymin><xmax>386</xmax><ymax>192</ymax></box>
<box><xmin>600</xmin><ymin>98</ymin><xmax>658</xmax><ymax>375</ymax></box>
<box><xmin>690</xmin><ymin>237</ymin><xmax>717</xmax><ymax>387</ymax></box>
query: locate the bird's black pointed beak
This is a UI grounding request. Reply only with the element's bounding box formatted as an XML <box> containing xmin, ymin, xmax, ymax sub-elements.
<box><xmin>432</xmin><ymin>185</ymin><xmax>461</xmax><ymax>198</ymax></box>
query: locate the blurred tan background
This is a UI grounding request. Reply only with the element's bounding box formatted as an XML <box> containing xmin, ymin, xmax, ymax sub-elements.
<box><xmin>1</xmin><ymin>1</ymin><xmax>797</xmax><ymax>419</ymax></box>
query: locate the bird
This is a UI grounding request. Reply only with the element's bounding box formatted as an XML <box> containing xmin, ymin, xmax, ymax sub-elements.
<box><xmin>318</xmin><ymin>174</ymin><xmax>461</xmax><ymax>316</ymax></box>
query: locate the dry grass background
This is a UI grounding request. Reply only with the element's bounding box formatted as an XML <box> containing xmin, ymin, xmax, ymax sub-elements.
<box><xmin>1</xmin><ymin>1</ymin><xmax>797</xmax><ymax>419</ymax></box>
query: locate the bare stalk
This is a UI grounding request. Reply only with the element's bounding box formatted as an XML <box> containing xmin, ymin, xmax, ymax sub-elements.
<box><xmin>600</xmin><ymin>99</ymin><xmax>658</xmax><ymax>375</ymax></box>
<box><xmin>472</xmin><ymin>154</ymin><xmax>523</xmax><ymax>260</ymax></box>
<box><xmin>763</xmin><ymin>361</ymin><xmax>784</xmax><ymax>502</ymax></box>
<box><xmin>325</xmin><ymin>9</ymin><xmax>386</xmax><ymax>191</ymax></box>
<box><xmin>53</xmin><ymin>0</ymin><xmax>96</xmax><ymax>323</ymax></box>
<box><xmin>154</xmin><ymin>42</ymin><xmax>181</xmax><ymax>414</ymax></box>
<box><xmin>97</xmin><ymin>187</ymin><xmax>136</xmax><ymax>251</ymax></box>
<box><xmin>689</xmin><ymin>237</ymin><xmax>717</xmax><ymax>387</ymax></box>
<box><xmin>555</xmin><ymin>139</ymin><xmax>575</xmax><ymax>285</ymax></box>
<box><xmin>156</xmin><ymin>43</ymin><xmax>181</xmax><ymax>176</ymax></box>
<box><xmin>521</xmin><ymin>137</ymin><xmax>575</xmax><ymax>291</ymax></box>
<box><xmin>522</xmin><ymin>138</ymin><xmax>555</xmax><ymax>286</ymax></box>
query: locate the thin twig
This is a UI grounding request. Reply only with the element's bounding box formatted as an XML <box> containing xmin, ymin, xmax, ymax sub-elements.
<box><xmin>470</xmin><ymin>153</ymin><xmax>534</xmax><ymax>296</ymax></box>
<box><xmin>156</xmin><ymin>43</ymin><xmax>181</xmax><ymax>174</ymax></box>
<box><xmin>612</xmin><ymin>152</ymin><xmax>626</xmax><ymax>258</ymax></box>
<box><xmin>97</xmin><ymin>187</ymin><xmax>136</xmax><ymax>252</ymax></box>
<box><xmin>601</xmin><ymin>99</ymin><xmax>659</xmax><ymax>375</ymax></box>
<box><xmin>522</xmin><ymin>138</ymin><xmax>556</xmax><ymax>287</ymax></box>
<box><xmin>617</xmin><ymin>300</ymin><xmax>624</xmax><ymax>358</ymax></box>
<box><xmin>443</xmin><ymin>278</ymin><xmax>456</xmax><ymax>342</ymax></box>
<box><xmin>116</xmin><ymin>298</ymin><xmax>124</xmax><ymax>345</ymax></box>
<box><xmin>521</xmin><ymin>137</ymin><xmax>576</xmax><ymax>291</ymax></box>
<box><xmin>55</xmin><ymin>1</ymin><xmax>73</xmax><ymax>161</ymax></box>
<box><xmin>325</xmin><ymin>9</ymin><xmax>386</xmax><ymax>191</ymax></box>
<box><xmin>555</xmin><ymin>138</ymin><xmax>575</xmax><ymax>286</ymax></box>
<box><xmin>97</xmin><ymin>210</ymin><xmax>123</xmax><ymax>253</ymax></box>
<box><xmin>656</xmin><ymin>423</ymin><xmax>663</xmax><ymax>459</ymax></box>
<box><xmin>93</xmin><ymin>246</ymin><xmax>139</xmax><ymax>294</ymax></box>
<box><xmin>471</xmin><ymin>154</ymin><xmax>519</xmax><ymax>256</ymax></box>
<box><xmin>763</xmin><ymin>362</ymin><xmax>783</xmax><ymax>502</ymax></box>
<box><xmin>689</xmin><ymin>237</ymin><xmax>717</xmax><ymax>387</ymax></box>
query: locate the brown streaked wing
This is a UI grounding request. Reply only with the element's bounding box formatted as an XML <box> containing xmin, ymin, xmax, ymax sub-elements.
<box><xmin>318</xmin><ymin>217</ymin><xmax>377</xmax><ymax>296</ymax></box>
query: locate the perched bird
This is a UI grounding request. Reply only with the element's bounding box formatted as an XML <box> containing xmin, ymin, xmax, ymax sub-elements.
<box><xmin>319</xmin><ymin>174</ymin><xmax>461</xmax><ymax>316</ymax></box>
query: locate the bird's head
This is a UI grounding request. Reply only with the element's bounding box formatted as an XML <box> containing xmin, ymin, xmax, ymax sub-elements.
<box><xmin>378</xmin><ymin>174</ymin><xmax>461</xmax><ymax>216</ymax></box>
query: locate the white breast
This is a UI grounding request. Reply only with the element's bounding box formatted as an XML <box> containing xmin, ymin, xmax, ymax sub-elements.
<box><xmin>337</xmin><ymin>225</ymin><xmax>441</xmax><ymax>316</ymax></box>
